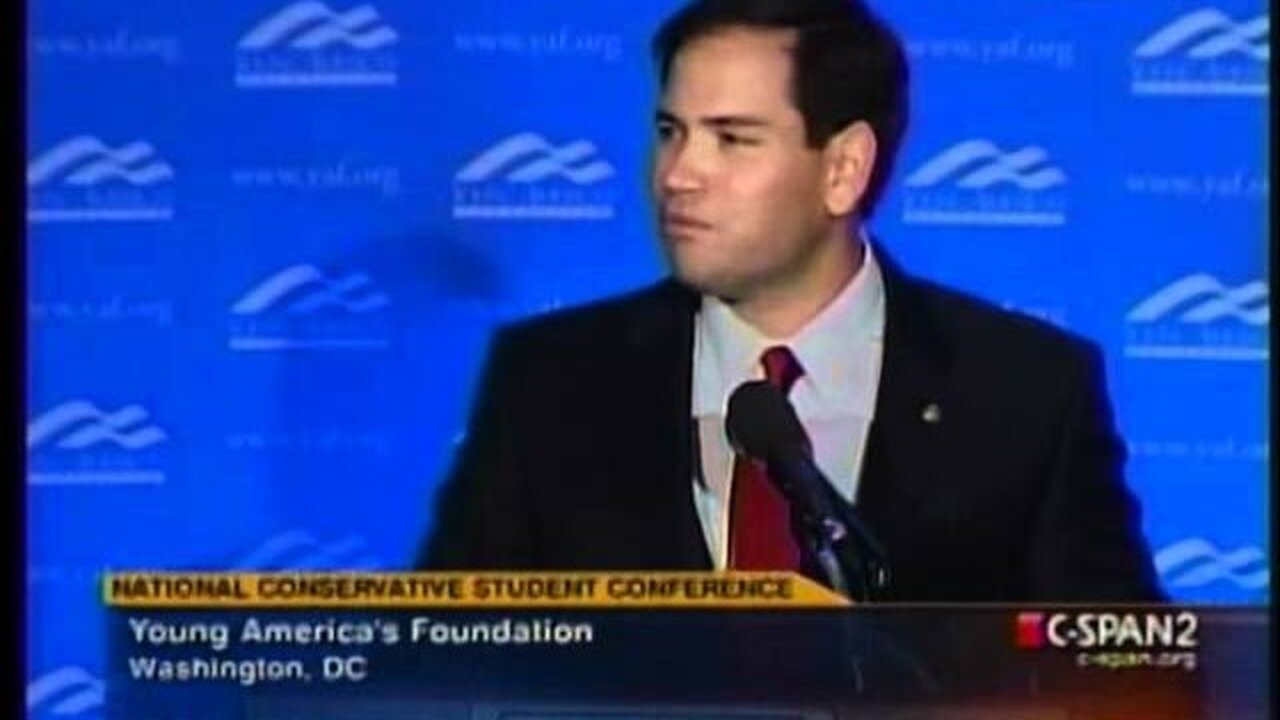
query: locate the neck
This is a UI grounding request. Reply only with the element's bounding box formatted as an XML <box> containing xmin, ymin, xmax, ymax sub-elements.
<box><xmin>731</xmin><ymin>229</ymin><xmax>866</xmax><ymax>339</ymax></box>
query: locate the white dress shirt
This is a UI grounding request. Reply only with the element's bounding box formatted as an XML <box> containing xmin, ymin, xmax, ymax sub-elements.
<box><xmin>690</xmin><ymin>239</ymin><xmax>886</xmax><ymax>569</ymax></box>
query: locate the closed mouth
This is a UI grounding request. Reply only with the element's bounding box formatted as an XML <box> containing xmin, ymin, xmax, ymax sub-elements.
<box><xmin>662</xmin><ymin>213</ymin><xmax>712</xmax><ymax>232</ymax></box>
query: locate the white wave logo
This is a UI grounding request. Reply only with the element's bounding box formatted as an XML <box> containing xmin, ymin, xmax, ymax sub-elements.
<box><xmin>231</xmin><ymin>530</ymin><xmax>382</xmax><ymax>570</ymax></box>
<box><xmin>1132</xmin><ymin>9</ymin><xmax>1268</xmax><ymax>96</ymax></box>
<box><xmin>457</xmin><ymin>133</ymin><xmax>615</xmax><ymax>185</ymax></box>
<box><xmin>1156</xmin><ymin>537</ymin><xmax>1269</xmax><ymax>590</ymax></box>
<box><xmin>906</xmin><ymin>140</ymin><xmax>1066</xmax><ymax>191</ymax></box>
<box><xmin>240</xmin><ymin>2</ymin><xmax>397</xmax><ymax>50</ymax></box>
<box><xmin>235</xmin><ymin>2</ymin><xmax>398</xmax><ymax>87</ymax></box>
<box><xmin>27</xmin><ymin>666</ymin><xmax>104</xmax><ymax>716</ymax></box>
<box><xmin>1125</xmin><ymin>274</ymin><xmax>1268</xmax><ymax>361</ymax></box>
<box><xmin>229</xmin><ymin>265</ymin><xmax>392</xmax><ymax>350</ymax></box>
<box><xmin>1136</xmin><ymin>9</ymin><xmax>1268</xmax><ymax>60</ymax></box>
<box><xmin>453</xmin><ymin>132</ymin><xmax>617</xmax><ymax>220</ymax></box>
<box><xmin>231</xmin><ymin>264</ymin><xmax>389</xmax><ymax>316</ymax></box>
<box><xmin>27</xmin><ymin>136</ymin><xmax>174</xmax><ymax>223</ymax></box>
<box><xmin>1128</xmin><ymin>275</ymin><xmax>1268</xmax><ymax>325</ymax></box>
<box><xmin>901</xmin><ymin>139</ymin><xmax>1067</xmax><ymax>227</ymax></box>
<box><xmin>28</xmin><ymin>136</ymin><xmax>173</xmax><ymax>188</ymax></box>
<box><xmin>28</xmin><ymin>401</ymin><xmax>167</xmax><ymax>451</ymax></box>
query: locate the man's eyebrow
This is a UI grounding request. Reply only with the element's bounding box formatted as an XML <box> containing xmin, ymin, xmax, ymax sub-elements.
<box><xmin>655</xmin><ymin>109</ymin><xmax>683</xmax><ymax>125</ymax></box>
<box><xmin>702</xmin><ymin>115</ymin><xmax>771</xmax><ymax>129</ymax></box>
<box><xmin>655</xmin><ymin>109</ymin><xmax>772</xmax><ymax>130</ymax></box>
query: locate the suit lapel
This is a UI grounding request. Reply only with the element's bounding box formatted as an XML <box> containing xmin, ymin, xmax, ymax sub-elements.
<box><xmin>622</xmin><ymin>281</ymin><xmax>713</xmax><ymax>570</ymax></box>
<box><xmin>855</xmin><ymin>243</ymin><xmax>950</xmax><ymax>539</ymax></box>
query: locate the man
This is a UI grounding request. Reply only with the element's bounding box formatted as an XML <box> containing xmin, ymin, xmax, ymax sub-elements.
<box><xmin>419</xmin><ymin>0</ymin><xmax>1165</xmax><ymax>602</ymax></box>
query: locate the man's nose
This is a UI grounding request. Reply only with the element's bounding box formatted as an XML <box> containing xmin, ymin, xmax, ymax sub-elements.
<box><xmin>660</xmin><ymin>142</ymin><xmax>706</xmax><ymax>194</ymax></box>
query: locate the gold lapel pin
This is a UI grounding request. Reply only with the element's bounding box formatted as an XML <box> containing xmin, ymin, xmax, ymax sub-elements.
<box><xmin>922</xmin><ymin>403</ymin><xmax>942</xmax><ymax>424</ymax></box>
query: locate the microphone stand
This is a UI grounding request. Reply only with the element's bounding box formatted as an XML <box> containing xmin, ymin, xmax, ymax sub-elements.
<box><xmin>801</xmin><ymin>515</ymin><xmax>855</xmax><ymax>599</ymax></box>
<box><xmin>823</xmin><ymin>482</ymin><xmax>892</xmax><ymax>602</ymax></box>
<box><xmin>786</xmin><ymin>478</ymin><xmax>942</xmax><ymax>697</ymax></box>
<box><xmin>770</xmin><ymin>451</ymin><xmax>889</xmax><ymax>603</ymax></box>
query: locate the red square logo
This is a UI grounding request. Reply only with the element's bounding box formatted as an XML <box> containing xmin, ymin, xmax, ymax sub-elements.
<box><xmin>1015</xmin><ymin>612</ymin><xmax>1046</xmax><ymax>649</ymax></box>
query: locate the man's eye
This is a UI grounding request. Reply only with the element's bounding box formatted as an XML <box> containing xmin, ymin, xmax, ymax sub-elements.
<box><xmin>718</xmin><ymin>133</ymin><xmax>756</xmax><ymax>147</ymax></box>
<box><xmin>656</xmin><ymin>124</ymin><xmax>677</xmax><ymax>141</ymax></box>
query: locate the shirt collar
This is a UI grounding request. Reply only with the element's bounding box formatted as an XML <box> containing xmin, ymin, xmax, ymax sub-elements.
<box><xmin>692</xmin><ymin>233</ymin><xmax>885</xmax><ymax>417</ymax></box>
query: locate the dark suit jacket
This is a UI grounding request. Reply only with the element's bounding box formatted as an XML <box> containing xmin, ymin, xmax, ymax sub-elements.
<box><xmin>418</xmin><ymin>246</ymin><xmax>1165</xmax><ymax>602</ymax></box>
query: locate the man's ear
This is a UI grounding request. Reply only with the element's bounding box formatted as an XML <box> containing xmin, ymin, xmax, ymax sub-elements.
<box><xmin>822</xmin><ymin>120</ymin><xmax>877</xmax><ymax>217</ymax></box>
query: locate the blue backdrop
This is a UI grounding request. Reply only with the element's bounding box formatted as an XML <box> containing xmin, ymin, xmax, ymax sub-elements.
<box><xmin>27</xmin><ymin>0</ymin><xmax>1268</xmax><ymax>714</ymax></box>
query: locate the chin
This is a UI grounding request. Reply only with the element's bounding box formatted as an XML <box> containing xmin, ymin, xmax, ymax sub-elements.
<box><xmin>664</xmin><ymin>243</ymin><xmax>751</xmax><ymax>297</ymax></box>
<box><xmin>669</xmin><ymin>263</ymin><xmax>742</xmax><ymax>299</ymax></box>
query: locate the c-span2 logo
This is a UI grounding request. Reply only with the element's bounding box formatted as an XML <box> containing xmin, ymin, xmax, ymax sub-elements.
<box><xmin>453</xmin><ymin>132</ymin><xmax>617</xmax><ymax>221</ymax></box>
<box><xmin>1132</xmin><ymin>8</ymin><xmax>1268</xmax><ymax>96</ymax></box>
<box><xmin>27</xmin><ymin>136</ymin><xmax>174</xmax><ymax>223</ymax></box>
<box><xmin>1124</xmin><ymin>274</ymin><xmax>1268</xmax><ymax>361</ymax></box>
<box><xmin>1156</xmin><ymin>537</ymin><xmax>1269</xmax><ymax>592</ymax></box>
<box><xmin>235</xmin><ymin>2</ymin><xmax>399</xmax><ymax>88</ymax></box>
<box><xmin>28</xmin><ymin>666</ymin><xmax>104</xmax><ymax>717</ymax></box>
<box><xmin>901</xmin><ymin>139</ymin><xmax>1068</xmax><ymax>227</ymax></box>
<box><xmin>228</xmin><ymin>263</ymin><xmax>392</xmax><ymax>351</ymax></box>
<box><xmin>27</xmin><ymin>400</ymin><xmax>168</xmax><ymax>486</ymax></box>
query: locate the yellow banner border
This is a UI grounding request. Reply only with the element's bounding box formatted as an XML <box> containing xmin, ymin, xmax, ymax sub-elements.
<box><xmin>103</xmin><ymin>571</ymin><xmax>852</xmax><ymax>609</ymax></box>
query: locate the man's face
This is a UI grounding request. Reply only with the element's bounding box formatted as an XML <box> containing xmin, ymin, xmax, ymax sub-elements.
<box><xmin>652</xmin><ymin>28</ymin><xmax>835</xmax><ymax>302</ymax></box>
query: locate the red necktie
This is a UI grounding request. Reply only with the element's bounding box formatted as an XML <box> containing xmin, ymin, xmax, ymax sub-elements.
<box><xmin>728</xmin><ymin>346</ymin><xmax>807</xmax><ymax>570</ymax></box>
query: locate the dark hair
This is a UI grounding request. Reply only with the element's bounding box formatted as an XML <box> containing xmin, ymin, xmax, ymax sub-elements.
<box><xmin>653</xmin><ymin>0</ymin><xmax>909</xmax><ymax>219</ymax></box>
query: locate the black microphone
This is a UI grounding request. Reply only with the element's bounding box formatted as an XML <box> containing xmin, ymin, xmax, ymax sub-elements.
<box><xmin>726</xmin><ymin>380</ymin><xmax>890</xmax><ymax>600</ymax></box>
<box><xmin>726</xmin><ymin>381</ymin><xmax>846</xmax><ymax>537</ymax></box>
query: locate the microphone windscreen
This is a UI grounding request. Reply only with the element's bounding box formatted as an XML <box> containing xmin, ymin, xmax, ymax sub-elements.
<box><xmin>725</xmin><ymin>380</ymin><xmax>808</xmax><ymax>462</ymax></box>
